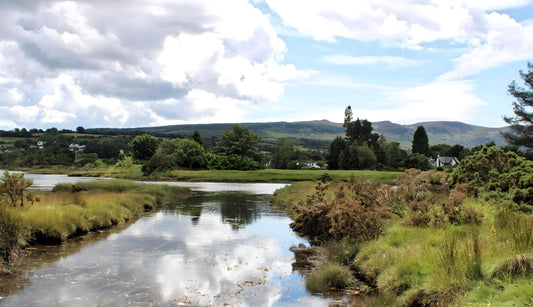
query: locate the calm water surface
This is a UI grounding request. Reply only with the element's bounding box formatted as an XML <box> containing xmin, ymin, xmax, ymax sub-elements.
<box><xmin>0</xmin><ymin>181</ymin><xmax>344</xmax><ymax>306</ymax></box>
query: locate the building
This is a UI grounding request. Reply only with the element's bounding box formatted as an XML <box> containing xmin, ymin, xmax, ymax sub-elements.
<box><xmin>433</xmin><ymin>155</ymin><xmax>460</xmax><ymax>167</ymax></box>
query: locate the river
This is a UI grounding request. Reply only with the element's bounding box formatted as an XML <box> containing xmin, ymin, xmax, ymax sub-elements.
<box><xmin>0</xmin><ymin>175</ymin><xmax>348</xmax><ymax>306</ymax></box>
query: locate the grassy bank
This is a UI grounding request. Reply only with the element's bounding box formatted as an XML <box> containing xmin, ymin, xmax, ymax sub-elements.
<box><xmin>29</xmin><ymin>180</ymin><xmax>190</xmax><ymax>243</ymax></box>
<box><xmin>1</xmin><ymin>179</ymin><xmax>190</xmax><ymax>272</ymax></box>
<box><xmin>271</xmin><ymin>174</ymin><xmax>533</xmax><ymax>306</ymax></box>
<box><xmin>18</xmin><ymin>163</ymin><xmax>399</xmax><ymax>184</ymax></box>
<box><xmin>166</xmin><ymin>169</ymin><xmax>399</xmax><ymax>184</ymax></box>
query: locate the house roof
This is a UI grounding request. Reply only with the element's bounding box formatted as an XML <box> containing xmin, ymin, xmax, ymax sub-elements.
<box><xmin>437</xmin><ymin>156</ymin><xmax>459</xmax><ymax>164</ymax></box>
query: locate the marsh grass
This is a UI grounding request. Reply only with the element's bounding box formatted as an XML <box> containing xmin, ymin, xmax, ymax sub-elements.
<box><xmin>14</xmin><ymin>180</ymin><xmax>190</xmax><ymax>244</ymax></box>
<box><xmin>305</xmin><ymin>262</ymin><xmax>354</xmax><ymax>293</ymax></box>
<box><xmin>166</xmin><ymin>169</ymin><xmax>400</xmax><ymax>184</ymax></box>
<box><xmin>0</xmin><ymin>206</ymin><xmax>29</xmax><ymax>272</ymax></box>
<box><xmin>491</xmin><ymin>255</ymin><xmax>533</xmax><ymax>280</ymax></box>
<box><xmin>21</xmin><ymin>192</ymin><xmax>154</xmax><ymax>243</ymax></box>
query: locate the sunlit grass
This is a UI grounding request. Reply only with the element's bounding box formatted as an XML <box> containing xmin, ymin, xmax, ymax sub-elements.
<box><xmin>353</xmin><ymin>200</ymin><xmax>533</xmax><ymax>306</ymax></box>
<box><xmin>15</xmin><ymin>180</ymin><xmax>190</xmax><ymax>244</ymax></box>
<box><xmin>20</xmin><ymin>192</ymin><xmax>153</xmax><ymax>242</ymax></box>
<box><xmin>167</xmin><ymin>169</ymin><xmax>399</xmax><ymax>184</ymax></box>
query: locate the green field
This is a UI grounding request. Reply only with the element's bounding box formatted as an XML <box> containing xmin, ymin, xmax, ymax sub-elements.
<box><xmin>165</xmin><ymin>169</ymin><xmax>399</xmax><ymax>184</ymax></box>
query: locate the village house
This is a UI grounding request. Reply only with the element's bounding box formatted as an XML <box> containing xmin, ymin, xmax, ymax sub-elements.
<box><xmin>430</xmin><ymin>155</ymin><xmax>460</xmax><ymax>167</ymax></box>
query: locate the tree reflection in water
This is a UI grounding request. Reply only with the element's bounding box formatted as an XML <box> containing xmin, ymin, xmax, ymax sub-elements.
<box><xmin>1</xmin><ymin>187</ymin><xmax>341</xmax><ymax>306</ymax></box>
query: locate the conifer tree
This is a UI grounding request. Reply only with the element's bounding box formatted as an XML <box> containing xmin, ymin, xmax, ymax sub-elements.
<box><xmin>503</xmin><ymin>63</ymin><xmax>533</xmax><ymax>149</ymax></box>
<box><xmin>412</xmin><ymin>126</ymin><xmax>429</xmax><ymax>155</ymax></box>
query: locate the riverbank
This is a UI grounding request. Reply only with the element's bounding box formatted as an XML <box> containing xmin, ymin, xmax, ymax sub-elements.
<box><xmin>0</xmin><ymin>179</ymin><xmax>190</xmax><ymax>273</ymax></box>
<box><xmin>270</xmin><ymin>173</ymin><xmax>533</xmax><ymax>306</ymax></box>
<box><xmin>17</xmin><ymin>165</ymin><xmax>400</xmax><ymax>185</ymax></box>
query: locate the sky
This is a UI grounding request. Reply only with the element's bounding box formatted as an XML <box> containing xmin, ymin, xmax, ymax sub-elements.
<box><xmin>1</xmin><ymin>0</ymin><xmax>533</xmax><ymax>130</ymax></box>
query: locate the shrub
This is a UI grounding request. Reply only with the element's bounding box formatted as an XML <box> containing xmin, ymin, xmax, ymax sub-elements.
<box><xmin>305</xmin><ymin>263</ymin><xmax>354</xmax><ymax>293</ymax></box>
<box><xmin>491</xmin><ymin>255</ymin><xmax>533</xmax><ymax>280</ymax></box>
<box><xmin>326</xmin><ymin>239</ymin><xmax>359</xmax><ymax>266</ymax></box>
<box><xmin>290</xmin><ymin>176</ymin><xmax>391</xmax><ymax>243</ymax></box>
<box><xmin>452</xmin><ymin>146</ymin><xmax>533</xmax><ymax>212</ymax></box>
<box><xmin>396</xmin><ymin>170</ymin><xmax>483</xmax><ymax>228</ymax></box>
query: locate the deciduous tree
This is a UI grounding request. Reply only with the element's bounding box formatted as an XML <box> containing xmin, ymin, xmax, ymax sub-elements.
<box><xmin>271</xmin><ymin>138</ymin><xmax>296</xmax><ymax>169</ymax></box>
<box><xmin>0</xmin><ymin>171</ymin><xmax>38</xmax><ymax>207</ymax></box>
<box><xmin>129</xmin><ymin>134</ymin><xmax>159</xmax><ymax>161</ymax></box>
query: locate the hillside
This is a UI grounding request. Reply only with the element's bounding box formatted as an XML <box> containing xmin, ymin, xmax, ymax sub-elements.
<box><xmin>372</xmin><ymin>121</ymin><xmax>510</xmax><ymax>149</ymax></box>
<box><xmin>94</xmin><ymin>120</ymin><xmax>510</xmax><ymax>150</ymax></box>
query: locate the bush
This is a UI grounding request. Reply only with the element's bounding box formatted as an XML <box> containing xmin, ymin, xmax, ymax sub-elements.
<box><xmin>290</xmin><ymin>176</ymin><xmax>391</xmax><ymax>243</ymax></box>
<box><xmin>305</xmin><ymin>263</ymin><xmax>354</xmax><ymax>293</ymax></box>
<box><xmin>491</xmin><ymin>255</ymin><xmax>533</xmax><ymax>280</ymax></box>
<box><xmin>452</xmin><ymin>146</ymin><xmax>533</xmax><ymax>212</ymax></box>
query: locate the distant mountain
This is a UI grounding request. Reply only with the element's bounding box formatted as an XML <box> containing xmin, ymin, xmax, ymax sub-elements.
<box><xmin>113</xmin><ymin>120</ymin><xmax>510</xmax><ymax>150</ymax></box>
<box><xmin>372</xmin><ymin>121</ymin><xmax>510</xmax><ymax>149</ymax></box>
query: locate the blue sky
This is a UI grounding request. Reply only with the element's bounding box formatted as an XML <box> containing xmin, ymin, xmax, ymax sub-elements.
<box><xmin>1</xmin><ymin>1</ymin><xmax>532</xmax><ymax>129</ymax></box>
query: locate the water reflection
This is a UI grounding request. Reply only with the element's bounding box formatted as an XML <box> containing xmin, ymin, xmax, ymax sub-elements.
<box><xmin>0</xmin><ymin>170</ymin><xmax>103</xmax><ymax>191</ymax></box>
<box><xmin>175</xmin><ymin>192</ymin><xmax>261</xmax><ymax>230</ymax></box>
<box><xmin>1</xmin><ymin>187</ymin><xmax>336</xmax><ymax>306</ymax></box>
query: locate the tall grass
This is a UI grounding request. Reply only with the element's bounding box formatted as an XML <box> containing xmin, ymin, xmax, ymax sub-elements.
<box><xmin>305</xmin><ymin>262</ymin><xmax>354</xmax><ymax>293</ymax></box>
<box><xmin>0</xmin><ymin>206</ymin><xmax>29</xmax><ymax>272</ymax></box>
<box><xmin>21</xmin><ymin>192</ymin><xmax>156</xmax><ymax>243</ymax></box>
<box><xmin>7</xmin><ymin>180</ymin><xmax>190</xmax><ymax>246</ymax></box>
<box><xmin>167</xmin><ymin>169</ymin><xmax>399</xmax><ymax>184</ymax></box>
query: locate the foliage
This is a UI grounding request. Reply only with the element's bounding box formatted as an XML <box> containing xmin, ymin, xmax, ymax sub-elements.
<box><xmin>175</xmin><ymin>139</ymin><xmax>205</xmax><ymax>169</ymax></box>
<box><xmin>129</xmin><ymin>134</ymin><xmax>159</xmax><ymax>161</ymax></box>
<box><xmin>412</xmin><ymin>126</ymin><xmax>429</xmax><ymax>155</ymax></box>
<box><xmin>191</xmin><ymin>130</ymin><xmax>203</xmax><ymax>147</ymax></box>
<box><xmin>343</xmin><ymin>105</ymin><xmax>379</xmax><ymax>147</ymax></box>
<box><xmin>404</xmin><ymin>152</ymin><xmax>430</xmax><ymax>170</ymax></box>
<box><xmin>305</xmin><ymin>262</ymin><xmax>354</xmax><ymax>293</ymax></box>
<box><xmin>382</xmin><ymin>140</ymin><xmax>407</xmax><ymax>170</ymax></box>
<box><xmin>290</xmin><ymin>175</ymin><xmax>391</xmax><ymax>243</ymax></box>
<box><xmin>491</xmin><ymin>255</ymin><xmax>533</xmax><ymax>280</ymax></box>
<box><xmin>328</xmin><ymin>107</ymin><xmax>409</xmax><ymax>171</ymax></box>
<box><xmin>214</xmin><ymin>125</ymin><xmax>264</xmax><ymax>170</ymax></box>
<box><xmin>74</xmin><ymin>153</ymin><xmax>98</xmax><ymax>167</ymax></box>
<box><xmin>494</xmin><ymin>209</ymin><xmax>533</xmax><ymax>253</ymax></box>
<box><xmin>0</xmin><ymin>171</ymin><xmax>38</xmax><ymax>207</ymax></box>
<box><xmin>395</xmin><ymin>169</ymin><xmax>483</xmax><ymax>228</ymax></box>
<box><xmin>503</xmin><ymin>62</ymin><xmax>533</xmax><ymax>149</ymax></box>
<box><xmin>271</xmin><ymin>138</ymin><xmax>296</xmax><ymax>169</ymax></box>
<box><xmin>452</xmin><ymin>145</ymin><xmax>533</xmax><ymax>212</ymax></box>
<box><xmin>0</xmin><ymin>206</ymin><xmax>29</xmax><ymax>273</ymax></box>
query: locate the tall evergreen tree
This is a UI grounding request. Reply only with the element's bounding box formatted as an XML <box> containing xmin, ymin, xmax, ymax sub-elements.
<box><xmin>412</xmin><ymin>126</ymin><xmax>429</xmax><ymax>155</ymax></box>
<box><xmin>502</xmin><ymin>63</ymin><xmax>533</xmax><ymax>149</ymax></box>
<box><xmin>343</xmin><ymin>105</ymin><xmax>378</xmax><ymax>147</ymax></box>
<box><xmin>191</xmin><ymin>131</ymin><xmax>204</xmax><ymax>147</ymax></box>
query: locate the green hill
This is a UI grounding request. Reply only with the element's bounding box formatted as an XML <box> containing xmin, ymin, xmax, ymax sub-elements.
<box><xmin>92</xmin><ymin>120</ymin><xmax>510</xmax><ymax>150</ymax></box>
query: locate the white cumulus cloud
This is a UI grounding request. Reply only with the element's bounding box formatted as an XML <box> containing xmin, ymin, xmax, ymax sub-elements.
<box><xmin>0</xmin><ymin>0</ymin><xmax>311</xmax><ymax>129</ymax></box>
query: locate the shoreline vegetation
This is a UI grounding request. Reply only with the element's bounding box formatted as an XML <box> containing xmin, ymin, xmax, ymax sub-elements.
<box><xmin>270</xmin><ymin>146</ymin><xmax>533</xmax><ymax>306</ymax></box>
<box><xmin>3</xmin><ymin>146</ymin><xmax>533</xmax><ymax>305</ymax></box>
<box><xmin>0</xmin><ymin>176</ymin><xmax>190</xmax><ymax>274</ymax></box>
<box><xmin>14</xmin><ymin>164</ymin><xmax>400</xmax><ymax>185</ymax></box>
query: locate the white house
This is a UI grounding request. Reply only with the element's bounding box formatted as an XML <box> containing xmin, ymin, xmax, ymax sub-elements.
<box><xmin>434</xmin><ymin>155</ymin><xmax>460</xmax><ymax>167</ymax></box>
